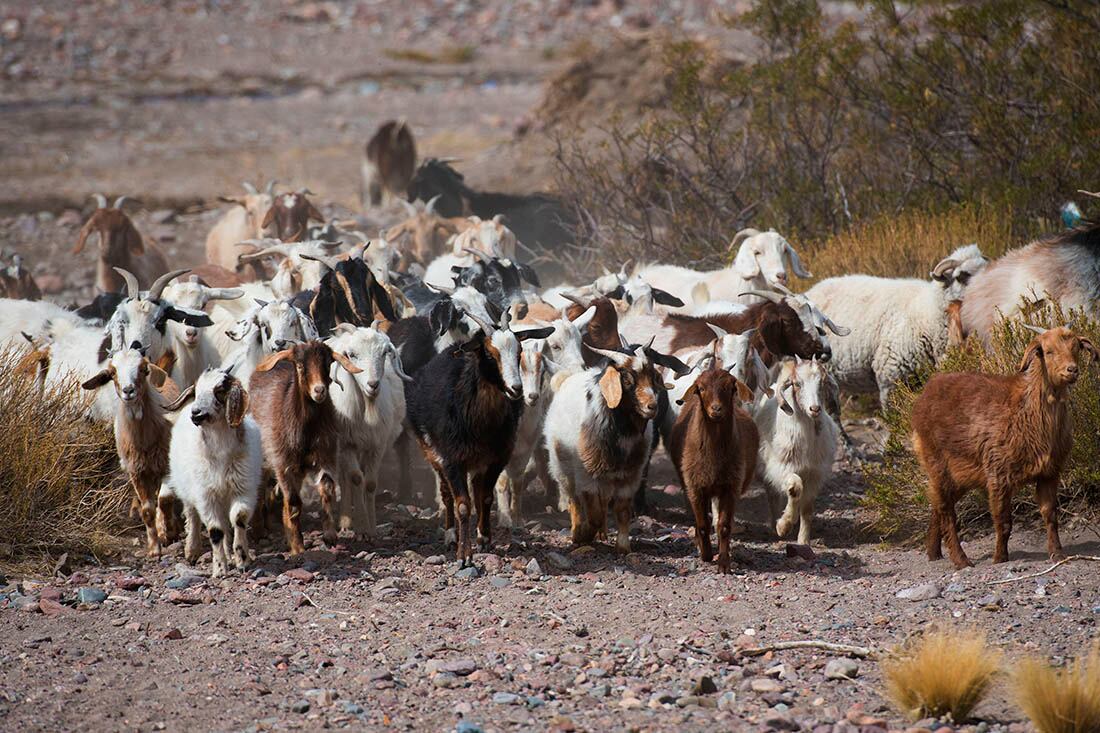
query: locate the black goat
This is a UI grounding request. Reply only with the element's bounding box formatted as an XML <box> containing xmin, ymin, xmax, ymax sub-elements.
<box><xmin>73</xmin><ymin>291</ymin><xmax>126</xmax><ymax>322</ymax></box>
<box><xmin>451</xmin><ymin>248</ymin><xmax>539</xmax><ymax>315</ymax></box>
<box><xmin>405</xmin><ymin>312</ymin><xmax>552</xmax><ymax>564</ymax></box>
<box><xmin>303</xmin><ymin>250</ymin><xmax>396</xmax><ymax>336</ymax></box>
<box><xmin>406</xmin><ymin>159</ymin><xmax>575</xmax><ymax>252</ymax></box>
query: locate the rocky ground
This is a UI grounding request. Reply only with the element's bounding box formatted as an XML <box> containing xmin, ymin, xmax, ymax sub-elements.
<box><xmin>3</xmin><ymin>2</ymin><xmax>1099</xmax><ymax>732</ymax></box>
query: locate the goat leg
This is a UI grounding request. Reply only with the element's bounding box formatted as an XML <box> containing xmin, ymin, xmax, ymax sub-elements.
<box><xmin>183</xmin><ymin>505</ymin><xmax>203</xmax><ymax>564</ymax></box>
<box><xmin>775</xmin><ymin>475</ymin><xmax>803</xmax><ymax>539</ymax></box>
<box><xmin>612</xmin><ymin>495</ymin><xmax>633</xmax><ymax>555</ymax></box>
<box><xmin>716</xmin><ymin>491</ymin><xmax>735</xmax><ymax>574</ymax></box>
<box><xmin>231</xmin><ymin>502</ymin><xmax>251</xmax><ymax>570</ymax></box>
<box><xmin>134</xmin><ymin>476</ymin><xmax>160</xmax><ymax>558</ymax></box>
<box><xmin>989</xmin><ymin>478</ymin><xmax>1013</xmax><ymax>564</ymax></box>
<box><xmin>687</xmin><ymin>488</ymin><xmax>713</xmax><ymax>563</ymax></box>
<box><xmin>277</xmin><ymin>468</ymin><xmax>305</xmax><ymax>555</ymax></box>
<box><xmin>1036</xmin><ymin>476</ymin><xmax>1066</xmax><ymax>562</ymax></box>
<box><xmin>445</xmin><ymin>465</ymin><xmax>472</xmax><ymax>565</ymax></box>
<box><xmin>934</xmin><ymin>493</ymin><xmax>971</xmax><ymax>569</ymax></box>
<box><xmin>315</xmin><ymin>471</ymin><xmax>339</xmax><ymax>547</ymax></box>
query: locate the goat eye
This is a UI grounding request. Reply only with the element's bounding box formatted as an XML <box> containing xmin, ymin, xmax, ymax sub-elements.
<box><xmin>816</xmin><ymin>326</ymin><xmax>826</xmax><ymax>336</ymax></box>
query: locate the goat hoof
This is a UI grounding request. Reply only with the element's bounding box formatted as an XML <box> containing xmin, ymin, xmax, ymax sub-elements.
<box><xmin>1050</xmin><ymin>550</ymin><xmax>1067</xmax><ymax>562</ymax></box>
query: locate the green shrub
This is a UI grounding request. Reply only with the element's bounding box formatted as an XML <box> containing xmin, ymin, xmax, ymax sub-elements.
<box><xmin>863</xmin><ymin>305</ymin><xmax>1100</xmax><ymax>540</ymax></box>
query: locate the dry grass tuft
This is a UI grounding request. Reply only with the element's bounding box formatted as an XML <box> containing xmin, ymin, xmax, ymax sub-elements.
<box><xmin>383</xmin><ymin>45</ymin><xmax>476</xmax><ymax>64</ymax></box>
<box><xmin>1014</xmin><ymin>646</ymin><xmax>1100</xmax><ymax>733</ymax></box>
<box><xmin>882</xmin><ymin>628</ymin><xmax>1001</xmax><ymax>722</ymax></box>
<box><xmin>0</xmin><ymin>346</ymin><xmax>129</xmax><ymax>573</ymax></box>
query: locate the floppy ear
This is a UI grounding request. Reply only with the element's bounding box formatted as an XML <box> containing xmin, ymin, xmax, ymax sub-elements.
<box><xmin>255</xmin><ymin>349</ymin><xmax>294</xmax><ymax>373</ymax></box>
<box><xmin>1078</xmin><ymin>336</ymin><xmax>1100</xmax><ymax>364</ymax></box>
<box><xmin>73</xmin><ymin>218</ymin><xmax>97</xmax><ymax>255</ymax></box>
<box><xmin>163</xmin><ymin>384</ymin><xmax>195</xmax><ymax>412</ymax></box>
<box><xmin>651</xmin><ymin>288</ymin><xmax>684</xmax><ymax>307</ymax></box>
<box><xmin>1019</xmin><ymin>341</ymin><xmax>1044</xmax><ymax>373</ymax></box>
<box><xmin>675</xmin><ymin>383</ymin><xmax>697</xmax><ymax>406</ymax></box>
<box><xmin>165</xmin><ymin>306</ymin><xmax>214</xmax><ymax>327</ymax></box>
<box><xmin>81</xmin><ymin>368</ymin><xmax>114</xmax><ymax>391</ymax></box>
<box><xmin>124</xmin><ymin>222</ymin><xmax>145</xmax><ymax>256</ymax></box>
<box><xmin>306</xmin><ymin>201</ymin><xmax>325</xmax><ymax>223</ymax></box>
<box><xmin>516</xmin><ymin>263</ymin><xmax>540</xmax><ymax>287</ymax></box>
<box><xmin>734</xmin><ymin>378</ymin><xmax>754</xmax><ymax>403</ymax></box>
<box><xmin>225</xmin><ymin>380</ymin><xmax>249</xmax><ymax>427</ymax></box>
<box><xmin>458</xmin><ymin>337</ymin><xmax>484</xmax><ymax>353</ymax></box>
<box><xmin>261</xmin><ymin>206</ymin><xmax>276</xmax><ymax>230</ymax></box>
<box><xmin>332</xmin><ymin>350</ymin><xmax>363</xmax><ymax>374</ymax></box>
<box><xmin>598</xmin><ymin>366</ymin><xmax>623</xmax><ymax>409</ymax></box>
<box><xmin>370</xmin><ymin>278</ymin><xmax>397</xmax><ymax>322</ymax></box>
<box><xmin>429</xmin><ymin>300</ymin><xmax>457</xmax><ymax>336</ymax></box>
<box><xmin>147</xmin><ymin>363</ymin><xmax>168</xmax><ymax>388</ymax></box>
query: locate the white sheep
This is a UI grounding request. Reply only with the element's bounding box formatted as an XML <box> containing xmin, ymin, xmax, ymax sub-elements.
<box><xmin>635</xmin><ymin>228</ymin><xmax>812</xmax><ymax>310</ymax></box>
<box><xmin>754</xmin><ymin>357</ymin><xmax>839</xmax><ymax>545</ymax></box>
<box><xmin>324</xmin><ymin>323</ymin><xmax>412</xmax><ymax>537</ymax></box>
<box><xmin>165</xmin><ymin>367</ymin><xmax>263</xmax><ymax>577</ymax></box>
<box><xmin>803</xmin><ymin>244</ymin><xmax>988</xmax><ymax>405</ymax></box>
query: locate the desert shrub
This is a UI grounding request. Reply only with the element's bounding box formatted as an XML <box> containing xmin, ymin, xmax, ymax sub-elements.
<box><xmin>0</xmin><ymin>347</ymin><xmax>129</xmax><ymax>572</ymax></box>
<box><xmin>1014</xmin><ymin>645</ymin><xmax>1100</xmax><ymax>733</ymax></box>
<box><xmin>553</xmin><ymin>0</ymin><xmax>1100</xmax><ymax>274</ymax></box>
<box><xmin>863</xmin><ymin>306</ymin><xmax>1100</xmax><ymax>540</ymax></box>
<box><xmin>882</xmin><ymin>627</ymin><xmax>1001</xmax><ymax>723</ymax></box>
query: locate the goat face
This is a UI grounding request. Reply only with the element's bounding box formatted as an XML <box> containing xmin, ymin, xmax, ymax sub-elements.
<box><xmin>519</xmin><ymin>340</ymin><xmax>546</xmax><ymax>407</ymax></box>
<box><xmin>451</xmin><ymin>217</ymin><xmax>517</xmax><ymax>259</ymax></box>
<box><xmin>327</xmin><ymin>325</ymin><xmax>411</xmax><ymax>399</ymax></box>
<box><xmin>486</xmin><ymin>329</ymin><xmax>524</xmax><ymax>401</ymax></box>
<box><xmin>775</xmin><ymin>357</ymin><xmax>829</xmax><ymax>419</ymax></box>
<box><xmin>162</xmin><ymin>279</ymin><xmax>243</xmax><ymax>348</ymax></box>
<box><xmin>592</xmin><ymin>346</ymin><xmax>660</xmax><ymax>420</ymax></box>
<box><xmin>73</xmin><ymin>209</ymin><xmax>144</xmax><ymax>263</ymax></box>
<box><xmin>619</xmin><ymin>274</ymin><xmax>684</xmax><ymax>312</ymax></box>
<box><xmin>931</xmin><ymin>243</ymin><xmax>989</xmax><ymax>302</ymax></box>
<box><xmin>731</xmin><ymin>229</ymin><xmax>811</xmax><ymax>287</ymax></box>
<box><xmin>81</xmin><ymin>347</ymin><xmax>166</xmax><ymax>405</ymax></box>
<box><xmin>756</xmin><ymin>300</ymin><xmax>833</xmax><ymax>362</ymax></box>
<box><xmin>256</xmin><ymin>341</ymin><xmax>361</xmax><ymax>404</ymax></box>
<box><xmin>1020</xmin><ymin>326</ymin><xmax>1099</xmax><ymax>389</ymax></box>
<box><xmin>453</xmin><ymin>256</ymin><xmax>537</xmax><ymax>312</ymax></box>
<box><xmin>188</xmin><ymin>369</ymin><xmax>248</xmax><ymax>427</ymax></box>
<box><xmin>262</xmin><ymin>192</ymin><xmax>324</xmax><ymax>242</ymax></box>
<box><xmin>686</xmin><ymin>367</ymin><xmax>753</xmax><ymax>422</ymax></box>
<box><xmin>219</xmin><ymin>192</ymin><xmax>274</xmax><ymax>238</ymax></box>
<box><xmin>544</xmin><ymin>306</ymin><xmax>594</xmax><ymax>370</ymax></box>
<box><xmin>233</xmin><ymin>300</ymin><xmax>317</xmax><ymax>353</ymax></box>
<box><xmin>407</xmin><ymin>159</ymin><xmax>466</xmax><ymax>218</ymax></box>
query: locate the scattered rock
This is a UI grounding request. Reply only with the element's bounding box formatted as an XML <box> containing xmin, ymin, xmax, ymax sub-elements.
<box><xmin>455</xmin><ymin>722</ymin><xmax>483</xmax><ymax>733</ymax></box>
<box><xmin>750</xmin><ymin>678</ymin><xmax>784</xmax><ymax>694</ymax></box>
<box><xmin>492</xmin><ymin>692</ymin><xmax>521</xmax><ymax>705</ymax></box>
<box><xmin>427</xmin><ymin>658</ymin><xmax>477</xmax><ymax>676</ymax></box>
<box><xmin>546</xmin><ymin>551</ymin><xmax>573</xmax><ymax>570</ymax></box>
<box><xmin>290</xmin><ymin>700</ymin><xmax>310</xmax><ymax>714</ymax></box>
<box><xmin>692</xmin><ymin>674</ymin><xmax>718</xmax><ymax>695</ymax></box>
<box><xmin>489</xmin><ymin>576</ymin><xmax>511</xmax><ymax>589</ymax></box>
<box><xmin>717</xmin><ymin>691</ymin><xmax>737</xmax><ymax>711</ymax></box>
<box><xmin>166</xmin><ymin>590</ymin><xmax>202</xmax><ymax>605</ymax></box>
<box><xmin>343</xmin><ymin>702</ymin><xmax>364</xmax><ymax>716</ymax></box>
<box><xmin>825</xmin><ymin>658</ymin><xmax>859</xmax><ymax>680</ymax></box>
<box><xmin>454</xmin><ymin>566</ymin><xmax>480</xmax><ymax>581</ymax></box>
<box><xmin>763</xmin><ymin>710</ymin><xmax>800</xmax><ymax>731</ymax></box>
<box><xmin>115</xmin><ymin>576</ymin><xmax>147</xmax><ymax>591</ymax></box>
<box><xmin>896</xmin><ymin>583</ymin><xmax>941</xmax><ymax>602</ymax></box>
<box><xmin>161</xmin><ymin>628</ymin><xmax>184</xmax><ymax>640</ymax></box>
<box><xmin>165</xmin><ymin>575</ymin><xmax>203</xmax><ymax>590</ymax></box>
<box><xmin>525</xmin><ymin>557</ymin><xmax>544</xmax><ymax>578</ymax></box>
<box><xmin>39</xmin><ymin>598</ymin><xmax>71</xmax><ymax>617</ymax></box>
<box><xmin>785</xmin><ymin>543</ymin><xmax>816</xmax><ymax>561</ymax></box>
<box><xmin>282</xmin><ymin>568</ymin><xmax>315</xmax><ymax>583</ymax></box>
<box><xmin>11</xmin><ymin>595</ymin><xmax>40</xmax><ymax>613</ymax></box>
<box><xmin>76</xmin><ymin>587</ymin><xmax>107</xmax><ymax>605</ymax></box>
<box><xmin>424</xmin><ymin>555</ymin><xmax>447</xmax><ymax>565</ymax></box>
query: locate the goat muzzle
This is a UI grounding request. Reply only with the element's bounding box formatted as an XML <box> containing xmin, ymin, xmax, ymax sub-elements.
<box><xmin>191</xmin><ymin>410</ymin><xmax>210</xmax><ymax>425</ymax></box>
<box><xmin>310</xmin><ymin>384</ymin><xmax>328</xmax><ymax>403</ymax></box>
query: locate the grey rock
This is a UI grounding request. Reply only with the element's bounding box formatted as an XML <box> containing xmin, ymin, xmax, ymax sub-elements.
<box><xmin>76</xmin><ymin>587</ymin><xmax>107</xmax><ymax>605</ymax></box>
<box><xmin>12</xmin><ymin>594</ymin><xmax>39</xmax><ymax>612</ymax></box>
<box><xmin>943</xmin><ymin>582</ymin><xmax>966</xmax><ymax>594</ymax></box>
<box><xmin>750</xmin><ymin>678</ymin><xmax>784</xmax><ymax>693</ymax></box>
<box><xmin>525</xmin><ymin>696</ymin><xmax>545</xmax><ymax>708</ymax></box>
<box><xmin>492</xmin><ymin>692</ymin><xmax>521</xmax><ymax>705</ymax></box>
<box><xmin>165</xmin><ymin>575</ymin><xmax>202</xmax><ymax>590</ymax></box>
<box><xmin>426</xmin><ymin>658</ymin><xmax>477</xmax><ymax>676</ymax></box>
<box><xmin>424</xmin><ymin>555</ymin><xmax>446</xmax><ymax>566</ymax></box>
<box><xmin>343</xmin><ymin>702</ymin><xmax>364</xmax><ymax>716</ymax></box>
<box><xmin>525</xmin><ymin>558</ymin><xmax>543</xmax><ymax>578</ymax></box>
<box><xmin>454</xmin><ymin>566</ymin><xmax>480</xmax><ymax>581</ymax></box>
<box><xmin>455</xmin><ymin>722</ymin><xmax>483</xmax><ymax>733</ymax></box>
<box><xmin>489</xmin><ymin>576</ymin><xmax>511</xmax><ymax>589</ymax></box>
<box><xmin>290</xmin><ymin>700</ymin><xmax>310</xmax><ymax>714</ymax></box>
<box><xmin>977</xmin><ymin>594</ymin><xmax>1003</xmax><ymax>608</ymax></box>
<box><xmin>717</xmin><ymin>691</ymin><xmax>737</xmax><ymax>710</ymax></box>
<box><xmin>589</xmin><ymin>684</ymin><xmax>610</xmax><ymax>698</ymax></box>
<box><xmin>763</xmin><ymin>711</ymin><xmax>800</xmax><ymax>731</ymax></box>
<box><xmin>895</xmin><ymin>583</ymin><xmax>941</xmax><ymax>601</ymax></box>
<box><xmin>546</xmin><ymin>551</ymin><xmax>573</xmax><ymax>570</ymax></box>
<box><xmin>824</xmin><ymin>658</ymin><xmax>859</xmax><ymax>680</ymax></box>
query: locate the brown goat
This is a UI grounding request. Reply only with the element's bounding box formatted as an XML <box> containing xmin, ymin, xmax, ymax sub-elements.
<box><xmin>73</xmin><ymin>196</ymin><xmax>170</xmax><ymax>293</ymax></box>
<box><xmin>565</xmin><ymin>296</ymin><xmax>622</xmax><ymax>366</ymax></box>
<box><xmin>384</xmin><ymin>198</ymin><xmax>471</xmax><ymax>269</ymax></box>
<box><xmin>362</xmin><ymin>120</ymin><xmax>417</xmax><ymax>209</ymax></box>
<box><xmin>663</xmin><ymin>301</ymin><xmax>830</xmax><ymax>366</ymax></box>
<box><xmin>187</xmin><ymin>264</ymin><xmax>244</xmax><ymax>288</ymax></box>
<box><xmin>912</xmin><ymin>326</ymin><xmax>1098</xmax><ymax>568</ymax></box>
<box><xmin>262</xmin><ymin>190</ymin><xmax>324</xmax><ymax>242</ymax></box>
<box><xmin>248</xmin><ymin>341</ymin><xmax>361</xmax><ymax>554</ymax></box>
<box><xmin>81</xmin><ymin>348</ymin><xmax>174</xmax><ymax>556</ymax></box>
<box><xmin>0</xmin><ymin>252</ymin><xmax>40</xmax><ymax>300</ymax></box>
<box><xmin>668</xmin><ymin>365</ymin><xmax>758</xmax><ymax>573</ymax></box>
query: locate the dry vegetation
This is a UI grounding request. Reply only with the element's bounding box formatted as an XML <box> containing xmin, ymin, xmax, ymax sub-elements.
<box><xmin>882</xmin><ymin>628</ymin><xmax>1001</xmax><ymax>723</ymax></box>
<box><xmin>0</xmin><ymin>347</ymin><xmax>129</xmax><ymax>573</ymax></box>
<box><xmin>1014</xmin><ymin>645</ymin><xmax>1100</xmax><ymax>733</ymax></box>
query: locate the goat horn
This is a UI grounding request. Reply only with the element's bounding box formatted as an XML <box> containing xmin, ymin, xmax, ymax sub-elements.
<box><xmin>91</xmin><ymin>193</ymin><xmax>108</xmax><ymax>209</ymax></box>
<box><xmin>585</xmin><ymin>343</ymin><xmax>631</xmax><ymax>366</ymax></box>
<box><xmin>299</xmin><ymin>252</ymin><xmax>339</xmax><ymax>271</ymax></box>
<box><xmin>400</xmin><ymin>199</ymin><xmax>419</xmax><ymax>218</ymax></box>
<box><xmin>425</xmin><ymin>194</ymin><xmax>442</xmax><ymax>215</ymax></box>
<box><xmin>264</xmin><ymin>179</ymin><xmax>278</xmax><ymax>195</ymax></box>
<box><xmin>425</xmin><ymin>281</ymin><xmax>455</xmax><ymax>295</ymax></box>
<box><xmin>238</xmin><ymin>244</ymin><xmax>292</xmax><ymax>261</ymax></box>
<box><xmin>253</xmin><ymin>298</ymin><xmax>270</xmax><ymax>308</ymax></box>
<box><xmin>1077</xmin><ymin>189</ymin><xmax>1100</xmax><ymax>199</ymax></box>
<box><xmin>707</xmin><ymin>323</ymin><xmax>730</xmax><ymax>340</ymax></box>
<box><xmin>560</xmin><ymin>292</ymin><xmax>587</xmax><ymax>307</ymax></box>
<box><xmin>770</xmin><ymin>282</ymin><xmax>796</xmax><ymax>296</ymax></box>
<box><xmin>463</xmin><ymin>247</ymin><xmax>490</xmax><ymax>262</ymax></box>
<box><xmin>113</xmin><ymin>267</ymin><xmax>141</xmax><ymax>299</ymax></box>
<box><xmin>113</xmin><ymin>195</ymin><xmax>135</xmax><ymax>210</ymax></box>
<box><xmin>206</xmin><ymin>287</ymin><xmax>244</xmax><ymax>301</ymax></box>
<box><xmin>296</xmin><ymin>187</ymin><xmax>316</xmax><ymax>196</ymax></box>
<box><xmin>148</xmin><ymin>269</ymin><xmax>190</xmax><ymax>301</ymax></box>
<box><xmin>739</xmin><ymin>289</ymin><xmax>785</xmax><ymax>304</ymax></box>
<box><xmin>242</xmin><ymin>181</ymin><xmax>258</xmax><ymax>195</ymax></box>
<box><xmin>1022</xmin><ymin>324</ymin><xmax>1047</xmax><ymax>335</ymax></box>
<box><xmin>466</xmin><ymin>312</ymin><xmax>495</xmax><ymax>336</ymax></box>
<box><xmin>436</xmin><ymin>157</ymin><xmax>462</xmax><ymax>164</ymax></box>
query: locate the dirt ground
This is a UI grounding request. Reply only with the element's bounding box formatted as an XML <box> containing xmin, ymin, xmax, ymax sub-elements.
<box><xmin>1</xmin><ymin>3</ymin><xmax>1097</xmax><ymax>732</ymax></box>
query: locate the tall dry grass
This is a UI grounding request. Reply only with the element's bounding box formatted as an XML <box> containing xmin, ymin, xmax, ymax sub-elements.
<box><xmin>1014</xmin><ymin>646</ymin><xmax>1100</xmax><ymax>733</ymax></box>
<box><xmin>0</xmin><ymin>346</ymin><xmax>129</xmax><ymax>572</ymax></box>
<box><xmin>882</xmin><ymin>628</ymin><xmax>1001</xmax><ymax>723</ymax></box>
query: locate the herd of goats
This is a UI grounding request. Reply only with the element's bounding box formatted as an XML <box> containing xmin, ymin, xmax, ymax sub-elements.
<box><xmin>2</xmin><ymin>121</ymin><xmax>1099</xmax><ymax>576</ymax></box>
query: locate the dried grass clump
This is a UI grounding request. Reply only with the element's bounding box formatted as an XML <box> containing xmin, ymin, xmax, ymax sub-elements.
<box><xmin>0</xmin><ymin>346</ymin><xmax>129</xmax><ymax>572</ymax></box>
<box><xmin>882</xmin><ymin>628</ymin><xmax>1001</xmax><ymax>722</ymax></box>
<box><xmin>1014</xmin><ymin>646</ymin><xmax>1100</xmax><ymax>733</ymax></box>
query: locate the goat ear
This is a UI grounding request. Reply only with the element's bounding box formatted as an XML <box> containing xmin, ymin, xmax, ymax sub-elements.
<box><xmin>1078</xmin><ymin>336</ymin><xmax>1100</xmax><ymax>365</ymax></box>
<box><xmin>651</xmin><ymin>288</ymin><xmax>684</xmax><ymax>307</ymax></box>
<box><xmin>73</xmin><ymin>219</ymin><xmax>96</xmax><ymax>255</ymax></box>
<box><xmin>255</xmin><ymin>349</ymin><xmax>294</xmax><ymax>373</ymax></box>
<box><xmin>147</xmin><ymin>363</ymin><xmax>168</xmax><ymax>389</ymax></box>
<box><xmin>517</xmin><ymin>263</ymin><xmax>541</xmax><ymax>288</ymax></box>
<box><xmin>598</xmin><ymin>366</ymin><xmax>623</xmax><ymax>409</ymax></box>
<box><xmin>218</xmin><ymin>195</ymin><xmax>246</xmax><ymax>207</ymax></box>
<box><xmin>370</xmin><ymin>279</ymin><xmax>397</xmax><ymax>322</ymax></box>
<box><xmin>734</xmin><ymin>378</ymin><xmax>755</xmax><ymax>404</ymax></box>
<box><xmin>81</xmin><ymin>368</ymin><xmax>114</xmax><ymax>391</ymax></box>
<box><xmin>675</xmin><ymin>383</ymin><xmax>697</xmax><ymax>406</ymax></box>
<box><xmin>163</xmin><ymin>384</ymin><xmax>195</xmax><ymax>412</ymax></box>
<box><xmin>307</xmin><ymin>201</ymin><xmax>325</xmax><ymax>223</ymax></box>
<box><xmin>332</xmin><ymin>350</ymin><xmax>363</xmax><ymax>374</ymax></box>
<box><xmin>1019</xmin><ymin>342</ymin><xmax>1044</xmax><ymax>372</ymax></box>
<box><xmin>225</xmin><ymin>381</ymin><xmax>249</xmax><ymax>427</ymax></box>
<box><xmin>125</xmin><ymin>224</ymin><xmax>145</xmax><ymax>256</ymax></box>
<box><xmin>516</xmin><ymin>326</ymin><xmax>554</xmax><ymax>342</ymax></box>
<box><xmin>260</xmin><ymin>206</ymin><xmax>276</xmax><ymax>230</ymax></box>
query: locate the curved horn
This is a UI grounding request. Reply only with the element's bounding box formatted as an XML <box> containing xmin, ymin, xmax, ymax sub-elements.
<box><xmin>739</xmin><ymin>289</ymin><xmax>785</xmax><ymax>304</ymax></box>
<box><xmin>560</xmin><ymin>292</ymin><xmax>588</xmax><ymax>308</ymax></box>
<box><xmin>707</xmin><ymin>323</ymin><xmax>730</xmax><ymax>340</ymax></box>
<box><xmin>1022</xmin><ymin>324</ymin><xmax>1047</xmax><ymax>335</ymax></box>
<box><xmin>242</xmin><ymin>181</ymin><xmax>258</xmax><ymax>195</ymax></box>
<box><xmin>299</xmin><ymin>252</ymin><xmax>339</xmax><ymax>272</ymax></box>
<box><xmin>387</xmin><ymin>344</ymin><xmax>415</xmax><ymax>383</ymax></box>
<box><xmin>463</xmin><ymin>247</ymin><xmax>490</xmax><ymax>262</ymax></box>
<box><xmin>585</xmin><ymin>344</ymin><xmax>631</xmax><ymax>366</ymax></box>
<box><xmin>264</xmin><ymin>179</ymin><xmax>277</xmax><ymax>195</ymax></box>
<box><xmin>238</xmin><ymin>244</ymin><xmax>292</xmax><ymax>262</ymax></box>
<box><xmin>727</xmin><ymin>227</ymin><xmax>761</xmax><ymax>251</ymax></box>
<box><xmin>296</xmin><ymin>187</ymin><xmax>316</xmax><ymax>196</ymax></box>
<box><xmin>425</xmin><ymin>194</ymin><xmax>442</xmax><ymax>216</ymax></box>
<box><xmin>112</xmin><ymin>267</ymin><xmax>141</xmax><ymax>299</ymax></box>
<box><xmin>465</xmin><ymin>311</ymin><xmax>495</xmax><ymax>336</ymax></box>
<box><xmin>400</xmin><ymin>199</ymin><xmax>419</xmax><ymax>218</ymax></box>
<box><xmin>91</xmin><ymin>193</ymin><xmax>108</xmax><ymax>209</ymax></box>
<box><xmin>206</xmin><ymin>287</ymin><xmax>244</xmax><ymax>302</ymax></box>
<box><xmin>148</xmin><ymin>268</ymin><xmax>191</xmax><ymax>301</ymax></box>
<box><xmin>113</xmin><ymin>195</ymin><xmax>135</xmax><ymax>210</ymax></box>
<box><xmin>425</xmin><ymin>281</ymin><xmax>455</xmax><ymax>295</ymax></box>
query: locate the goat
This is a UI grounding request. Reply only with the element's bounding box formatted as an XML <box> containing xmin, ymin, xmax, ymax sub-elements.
<box><xmin>405</xmin><ymin>311</ymin><xmax>552</xmax><ymax>563</ymax></box>
<box><xmin>362</xmin><ymin>120</ymin><xmax>417</xmax><ymax>209</ymax></box>
<box><xmin>73</xmin><ymin>195</ymin><xmax>169</xmax><ymax>293</ymax></box>
<box><xmin>262</xmin><ymin>189</ymin><xmax>324</xmax><ymax>242</ymax></box>
<box><xmin>218</xmin><ymin>298</ymin><xmax>320</xmax><ymax>394</ymax></box>
<box><xmin>325</xmin><ymin>323</ymin><xmax>412</xmax><ymax>536</ymax></box>
<box><xmin>422</xmin><ymin>217</ymin><xmax>519</xmax><ymax>289</ymax></box>
<box><xmin>544</xmin><ymin>343</ymin><xmax>665</xmax><ymax>552</ymax></box>
<box><xmin>165</xmin><ymin>367</ymin><xmax>262</xmax><ymax>576</ymax></box>
<box><xmin>636</xmin><ymin>228</ymin><xmax>812</xmax><ymax>309</ymax></box>
<box><xmin>668</xmin><ymin>365</ymin><xmax>759</xmax><ymax>573</ymax></box>
<box><xmin>161</xmin><ymin>277</ymin><xmax>244</xmax><ymax>388</ymax></box>
<box><xmin>451</xmin><ymin>249</ymin><xmax>540</xmax><ymax>315</ymax></box>
<box><xmin>248</xmin><ymin>341</ymin><xmax>362</xmax><ymax>554</ymax></box>
<box><xmin>206</xmin><ymin>180</ymin><xmax>276</xmax><ymax>279</ymax></box>
<box><xmin>0</xmin><ymin>252</ymin><xmax>40</xmax><ymax>300</ymax></box>
<box><xmin>754</xmin><ymin>357</ymin><xmax>839</xmax><ymax>545</ymax></box>
<box><xmin>236</xmin><ymin>238</ymin><xmax>343</xmax><ymax>299</ymax></box>
<box><xmin>303</xmin><ymin>249</ymin><xmax>397</xmax><ymax>336</ymax></box>
<box><xmin>805</xmin><ymin>244</ymin><xmax>988</xmax><ymax>405</ymax></box>
<box><xmin>81</xmin><ymin>348</ymin><xmax>174</xmax><ymax>556</ymax></box>
<box><xmin>912</xmin><ymin>325</ymin><xmax>1098</xmax><ymax>568</ymax></box>
<box><xmin>961</xmin><ymin>222</ymin><xmax>1100</xmax><ymax>343</ymax></box>
<box><xmin>384</xmin><ymin>196</ymin><xmax>470</xmax><ymax>268</ymax></box>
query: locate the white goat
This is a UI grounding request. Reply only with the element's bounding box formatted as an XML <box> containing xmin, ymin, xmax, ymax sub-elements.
<box><xmin>636</xmin><ymin>228</ymin><xmax>812</xmax><ymax>310</ymax></box>
<box><xmin>325</xmin><ymin>323</ymin><xmax>412</xmax><ymax>537</ymax></box>
<box><xmin>236</xmin><ymin>239</ymin><xmax>344</xmax><ymax>299</ymax></box>
<box><xmin>754</xmin><ymin>357</ymin><xmax>839</xmax><ymax>545</ymax></box>
<box><xmin>804</xmin><ymin>244</ymin><xmax>988</xmax><ymax>405</ymax></box>
<box><xmin>166</xmin><ymin>367</ymin><xmax>262</xmax><ymax>577</ymax></box>
<box><xmin>161</xmin><ymin>277</ymin><xmax>244</xmax><ymax>389</ymax></box>
<box><xmin>205</xmin><ymin>180</ymin><xmax>276</xmax><ymax>273</ymax></box>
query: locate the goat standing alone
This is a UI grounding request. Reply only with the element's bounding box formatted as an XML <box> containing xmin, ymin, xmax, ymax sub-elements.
<box><xmin>668</xmin><ymin>364</ymin><xmax>759</xmax><ymax>573</ymax></box>
<box><xmin>73</xmin><ymin>195</ymin><xmax>169</xmax><ymax>293</ymax></box>
<box><xmin>912</xmin><ymin>326</ymin><xmax>1097</xmax><ymax>568</ymax></box>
